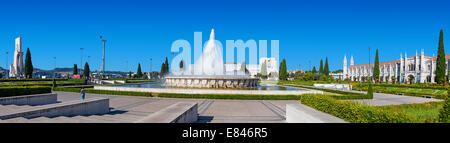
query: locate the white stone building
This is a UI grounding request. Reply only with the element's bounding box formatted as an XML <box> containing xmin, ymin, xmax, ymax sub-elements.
<box><xmin>9</xmin><ymin>37</ymin><xmax>24</xmax><ymax>78</ymax></box>
<box><xmin>343</xmin><ymin>50</ymin><xmax>450</xmax><ymax>83</ymax></box>
<box><xmin>224</xmin><ymin>57</ymin><xmax>278</xmax><ymax>77</ymax></box>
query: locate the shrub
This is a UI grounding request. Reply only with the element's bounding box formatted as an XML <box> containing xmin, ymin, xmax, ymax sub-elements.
<box><xmin>0</xmin><ymin>86</ymin><xmax>52</xmax><ymax>98</ymax></box>
<box><xmin>439</xmin><ymin>89</ymin><xmax>450</xmax><ymax>123</ymax></box>
<box><xmin>157</xmin><ymin>93</ymin><xmax>303</xmax><ymax>100</ymax></box>
<box><xmin>53</xmin><ymin>87</ymin><xmax>150</xmax><ymax>97</ymax></box>
<box><xmin>300</xmin><ymin>94</ymin><xmax>414</xmax><ymax>123</ymax></box>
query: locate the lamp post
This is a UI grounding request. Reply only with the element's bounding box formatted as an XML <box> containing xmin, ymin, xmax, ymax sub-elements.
<box><xmin>150</xmin><ymin>58</ymin><xmax>152</xmax><ymax>78</ymax></box>
<box><xmin>5</xmin><ymin>52</ymin><xmax>8</xmax><ymax>78</ymax></box>
<box><xmin>100</xmin><ymin>36</ymin><xmax>106</xmax><ymax>79</ymax></box>
<box><xmin>53</xmin><ymin>57</ymin><xmax>56</xmax><ymax>78</ymax></box>
<box><xmin>368</xmin><ymin>46</ymin><xmax>371</xmax><ymax>83</ymax></box>
<box><xmin>80</xmin><ymin>48</ymin><xmax>84</xmax><ymax>77</ymax></box>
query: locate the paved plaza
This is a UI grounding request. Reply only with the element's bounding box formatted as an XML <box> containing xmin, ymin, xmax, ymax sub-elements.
<box><xmin>55</xmin><ymin>91</ymin><xmax>345</xmax><ymax>123</ymax></box>
<box><xmin>283</xmin><ymin>84</ymin><xmax>443</xmax><ymax>106</ymax></box>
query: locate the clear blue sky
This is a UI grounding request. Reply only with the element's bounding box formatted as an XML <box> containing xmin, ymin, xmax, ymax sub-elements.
<box><xmin>0</xmin><ymin>0</ymin><xmax>449</xmax><ymax>72</ymax></box>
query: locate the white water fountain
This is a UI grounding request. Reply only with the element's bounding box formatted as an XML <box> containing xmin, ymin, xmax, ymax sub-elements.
<box><xmin>164</xmin><ymin>29</ymin><xmax>259</xmax><ymax>88</ymax></box>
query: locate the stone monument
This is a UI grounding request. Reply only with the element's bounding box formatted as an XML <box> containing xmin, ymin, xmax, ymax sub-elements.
<box><xmin>9</xmin><ymin>37</ymin><xmax>24</xmax><ymax>78</ymax></box>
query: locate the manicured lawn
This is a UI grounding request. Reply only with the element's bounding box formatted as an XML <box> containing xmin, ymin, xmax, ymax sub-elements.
<box><xmin>374</xmin><ymin>101</ymin><xmax>444</xmax><ymax>123</ymax></box>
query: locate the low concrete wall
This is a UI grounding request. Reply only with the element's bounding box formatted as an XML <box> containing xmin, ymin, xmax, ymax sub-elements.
<box><xmin>313</xmin><ymin>84</ymin><xmax>351</xmax><ymax>91</ymax></box>
<box><xmin>286</xmin><ymin>104</ymin><xmax>347</xmax><ymax>123</ymax></box>
<box><xmin>95</xmin><ymin>86</ymin><xmax>323</xmax><ymax>95</ymax></box>
<box><xmin>135</xmin><ymin>102</ymin><xmax>198</xmax><ymax>123</ymax></box>
<box><xmin>0</xmin><ymin>97</ymin><xmax>109</xmax><ymax>120</ymax></box>
<box><xmin>0</xmin><ymin>93</ymin><xmax>57</xmax><ymax>106</ymax></box>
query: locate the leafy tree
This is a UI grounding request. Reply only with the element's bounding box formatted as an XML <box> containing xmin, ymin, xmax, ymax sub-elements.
<box><xmin>261</xmin><ymin>61</ymin><xmax>267</xmax><ymax>76</ymax></box>
<box><xmin>312</xmin><ymin>66</ymin><xmax>317</xmax><ymax>74</ymax></box>
<box><xmin>73</xmin><ymin>64</ymin><xmax>78</xmax><ymax>75</ymax></box>
<box><xmin>137</xmin><ymin>63</ymin><xmax>143</xmax><ymax>78</ymax></box>
<box><xmin>24</xmin><ymin>48</ymin><xmax>33</xmax><ymax>78</ymax></box>
<box><xmin>83</xmin><ymin>62</ymin><xmax>90</xmax><ymax>78</ymax></box>
<box><xmin>0</xmin><ymin>73</ymin><xmax>3</xmax><ymax>78</ymax></box>
<box><xmin>391</xmin><ymin>76</ymin><xmax>396</xmax><ymax>84</ymax></box>
<box><xmin>324</xmin><ymin>57</ymin><xmax>329</xmax><ymax>76</ymax></box>
<box><xmin>436</xmin><ymin>29</ymin><xmax>446</xmax><ymax>85</ymax></box>
<box><xmin>128</xmin><ymin>71</ymin><xmax>132</xmax><ymax>78</ymax></box>
<box><xmin>319</xmin><ymin>59</ymin><xmax>323</xmax><ymax>75</ymax></box>
<box><xmin>373</xmin><ymin>49</ymin><xmax>380</xmax><ymax>83</ymax></box>
<box><xmin>439</xmin><ymin>89</ymin><xmax>449</xmax><ymax>123</ymax></box>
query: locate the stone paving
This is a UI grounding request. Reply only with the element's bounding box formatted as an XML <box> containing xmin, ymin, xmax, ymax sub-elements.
<box><xmin>283</xmin><ymin>84</ymin><xmax>443</xmax><ymax>106</ymax></box>
<box><xmin>55</xmin><ymin>91</ymin><xmax>345</xmax><ymax>123</ymax></box>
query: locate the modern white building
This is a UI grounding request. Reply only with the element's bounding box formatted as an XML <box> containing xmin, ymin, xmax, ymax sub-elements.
<box><xmin>224</xmin><ymin>57</ymin><xmax>278</xmax><ymax>77</ymax></box>
<box><xmin>9</xmin><ymin>37</ymin><xmax>24</xmax><ymax>78</ymax></box>
<box><xmin>343</xmin><ymin>50</ymin><xmax>450</xmax><ymax>83</ymax></box>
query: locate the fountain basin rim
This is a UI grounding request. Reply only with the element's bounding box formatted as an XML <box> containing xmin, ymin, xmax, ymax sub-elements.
<box><xmin>164</xmin><ymin>76</ymin><xmax>259</xmax><ymax>80</ymax></box>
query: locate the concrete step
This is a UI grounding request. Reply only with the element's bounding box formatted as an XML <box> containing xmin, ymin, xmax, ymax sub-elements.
<box><xmin>49</xmin><ymin>116</ymin><xmax>88</xmax><ymax>123</ymax></box>
<box><xmin>82</xmin><ymin>115</ymin><xmax>124</xmax><ymax>123</ymax></box>
<box><xmin>100</xmin><ymin>113</ymin><xmax>143</xmax><ymax>122</ymax></box>
<box><xmin>24</xmin><ymin>117</ymin><xmax>55</xmax><ymax>123</ymax></box>
<box><xmin>0</xmin><ymin>117</ymin><xmax>29</xmax><ymax>123</ymax></box>
<box><xmin>69</xmin><ymin>115</ymin><xmax>107</xmax><ymax>123</ymax></box>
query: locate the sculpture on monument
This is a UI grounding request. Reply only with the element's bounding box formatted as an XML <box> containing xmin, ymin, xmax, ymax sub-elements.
<box><xmin>9</xmin><ymin>37</ymin><xmax>24</xmax><ymax>78</ymax></box>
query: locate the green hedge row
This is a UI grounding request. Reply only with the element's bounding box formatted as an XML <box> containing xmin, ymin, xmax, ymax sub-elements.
<box><xmin>53</xmin><ymin>87</ymin><xmax>151</xmax><ymax>97</ymax></box>
<box><xmin>282</xmin><ymin>84</ymin><xmax>372</xmax><ymax>99</ymax></box>
<box><xmin>157</xmin><ymin>93</ymin><xmax>303</xmax><ymax>100</ymax></box>
<box><xmin>0</xmin><ymin>78</ymin><xmax>69</xmax><ymax>82</ymax></box>
<box><xmin>300</xmin><ymin>94</ymin><xmax>414</xmax><ymax>123</ymax></box>
<box><xmin>53</xmin><ymin>87</ymin><xmax>303</xmax><ymax>100</ymax></box>
<box><xmin>0</xmin><ymin>86</ymin><xmax>52</xmax><ymax>98</ymax></box>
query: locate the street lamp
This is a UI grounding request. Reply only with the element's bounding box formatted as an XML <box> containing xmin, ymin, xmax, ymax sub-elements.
<box><xmin>368</xmin><ymin>46</ymin><xmax>371</xmax><ymax>83</ymax></box>
<box><xmin>5</xmin><ymin>52</ymin><xmax>8</xmax><ymax>78</ymax></box>
<box><xmin>80</xmin><ymin>48</ymin><xmax>84</xmax><ymax>76</ymax></box>
<box><xmin>53</xmin><ymin>57</ymin><xmax>56</xmax><ymax>78</ymax></box>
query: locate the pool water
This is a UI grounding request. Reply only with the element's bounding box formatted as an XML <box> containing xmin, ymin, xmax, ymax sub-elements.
<box><xmin>117</xmin><ymin>83</ymin><xmax>301</xmax><ymax>91</ymax></box>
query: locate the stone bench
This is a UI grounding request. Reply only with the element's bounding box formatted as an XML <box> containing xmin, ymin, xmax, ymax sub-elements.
<box><xmin>0</xmin><ymin>97</ymin><xmax>109</xmax><ymax>120</ymax></box>
<box><xmin>286</xmin><ymin>104</ymin><xmax>347</xmax><ymax>123</ymax></box>
<box><xmin>0</xmin><ymin>93</ymin><xmax>57</xmax><ymax>106</ymax></box>
<box><xmin>134</xmin><ymin>102</ymin><xmax>198</xmax><ymax>123</ymax></box>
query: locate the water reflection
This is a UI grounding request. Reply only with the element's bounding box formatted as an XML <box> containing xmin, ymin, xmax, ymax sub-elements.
<box><xmin>117</xmin><ymin>83</ymin><xmax>301</xmax><ymax>91</ymax></box>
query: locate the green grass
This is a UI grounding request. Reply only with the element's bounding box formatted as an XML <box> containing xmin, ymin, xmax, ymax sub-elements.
<box><xmin>374</xmin><ymin>101</ymin><xmax>444</xmax><ymax>123</ymax></box>
<box><xmin>279</xmin><ymin>84</ymin><xmax>373</xmax><ymax>99</ymax></box>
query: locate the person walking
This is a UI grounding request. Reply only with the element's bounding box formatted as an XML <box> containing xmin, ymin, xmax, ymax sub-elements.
<box><xmin>80</xmin><ymin>87</ymin><xmax>86</xmax><ymax>101</ymax></box>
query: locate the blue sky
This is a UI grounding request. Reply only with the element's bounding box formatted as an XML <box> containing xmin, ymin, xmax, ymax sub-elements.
<box><xmin>0</xmin><ymin>0</ymin><xmax>449</xmax><ymax>72</ymax></box>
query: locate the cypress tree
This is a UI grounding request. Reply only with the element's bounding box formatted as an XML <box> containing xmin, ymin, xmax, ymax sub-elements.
<box><xmin>324</xmin><ymin>57</ymin><xmax>329</xmax><ymax>75</ymax></box>
<box><xmin>436</xmin><ymin>29</ymin><xmax>446</xmax><ymax>85</ymax></box>
<box><xmin>180</xmin><ymin>60</ymin><xmax>184</xmax><ymax>70</ymax></box>
<box><xmin>367</xmin><ymin>83</ymin><xmax>374</xmax><ymax>99</ymax></box>
<box><xmin>279</xmin><ymin>59</ymin><xmax>287</xmax><ymax>80</ymax></box>
<box><xmin>137</xmin><ymin>63</ymin><xmax>143</xmax><ymax>78</ymax></box>
<box><xmin>165</xmin><ymin>57</ymin><xmax>169</xmax><ymax>74</ymax></box>
<box><xmin>160</xmin><ymin>62</ymin><xmax>165</xmax><ymax>76</ymax></box>
<box><xmin>24</xmin><ymin>48</ymin><xmax>33</xmax><ymax>78</ymax></box>
<box><xmin>73</xmin><ymin>64</ymin><xmax>78</xmax><ymax>75</ymax></box>
<box><xmin>319</xmin><ymin>59</ymin><xmax>323</xmax><ymax>75</ymax></box>
<box><xmin>83</xmin><ymin>62</ymin><xmax>90</xmax><ymax>78</ymax></box>
<box><xmin>312</xmin><ymin>66</ymin><xmax>317</xmax><ymax>74</ymax></box>
<box><xmin>261</xmin><ymin>61</ymin><xmax>267</xmax><ymax>76</ymax></box>
<box><xmin>373</xmin><ymin>49</ymin><xmax>380</xmax><ymax>83</ymax></box>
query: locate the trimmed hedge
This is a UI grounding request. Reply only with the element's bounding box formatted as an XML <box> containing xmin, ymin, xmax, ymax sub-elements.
<box><xmin>0</xmin><ymin>78</ymin><xmax>68</xmax><ymax>82</ymax></box>
<box><xmin>0</xmin><ymin>86</ymin><xmax>52</xmax><ymax>98</ymax></box>
<box><xmin>53</xmin><ymin>87</ymin><xmax>151</xmax><ymax>97</ymax></box>
<box><xmin>300</xmin><ymin>94</ymin><xmax>414</xmax><ymax>123</ymax></box>
<box><xmin>53</xmin><ymin>87</ymin><xmax>303</xmax><ymax>100</ymax></box>
<box><xmin>353</xmin><ymin>84</ymin><xmax>447</xmax><ymax>99</ymax></box>
<box><xmin>157</xmin><ymin>93</ymin><xmax>303</xmax><ymax>100</ymax></box>
<box><xmin>281</xmin><ymin>84</ymin><xmax>372</xmax><ymax>99</ymax></box>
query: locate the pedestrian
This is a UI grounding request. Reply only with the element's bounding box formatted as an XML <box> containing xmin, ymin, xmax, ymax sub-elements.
<box><xmin>81</xmin><ymin>87</ymin><xmax>86</xmax><ymax>101</ymax></box>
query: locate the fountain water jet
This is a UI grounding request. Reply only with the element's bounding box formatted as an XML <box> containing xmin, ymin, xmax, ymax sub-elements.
<box><xmin>165</xmin><ymin>29</ymin><xmax>259</xmax><ymax>88</ymax></box>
